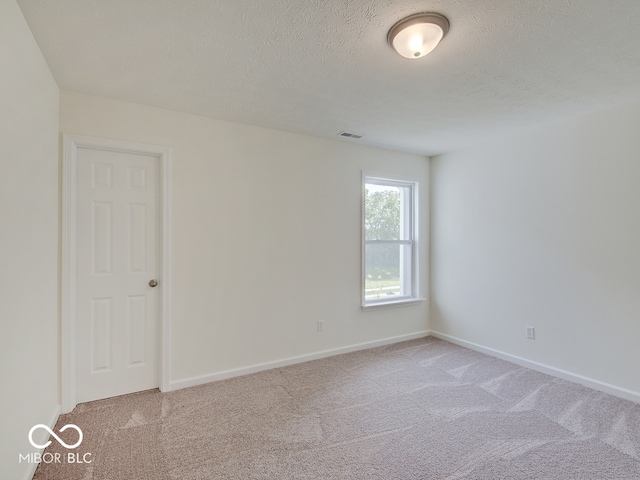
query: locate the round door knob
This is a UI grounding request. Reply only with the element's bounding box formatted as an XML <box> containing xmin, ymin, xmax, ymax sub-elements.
<box><xmin>149</xmin><ymin>279</ymin><xmax>158</xmax><ymax>288</ymax></box>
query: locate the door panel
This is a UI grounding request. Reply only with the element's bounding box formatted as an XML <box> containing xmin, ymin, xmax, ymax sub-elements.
<box><xmin>76</xmin><ymin>147</ymin><xmax>159</xmax><ymax>403</ymax></box>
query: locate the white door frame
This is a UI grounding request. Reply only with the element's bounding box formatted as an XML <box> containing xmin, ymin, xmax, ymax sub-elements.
<box><xmin>61</xmin><ymin>134</ymin><xmax>172</xmax><ymax>413</ymax></box>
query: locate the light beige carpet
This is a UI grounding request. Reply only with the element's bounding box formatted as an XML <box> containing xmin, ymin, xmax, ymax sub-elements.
<box><xmin>34</xmin><ymin>337</ymin><xmax>640</xmax><ymax>479</ymax></box>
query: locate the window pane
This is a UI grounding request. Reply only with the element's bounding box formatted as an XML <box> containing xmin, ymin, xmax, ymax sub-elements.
<box><xmin>364</xmin><ymin>243</ymin><xmax>412</xmax><ymax>301</ymax></box>
<box><xmin>365</xmin><ymin>184</ymin><xmax>400</xmax><ymax>240</ymax></box>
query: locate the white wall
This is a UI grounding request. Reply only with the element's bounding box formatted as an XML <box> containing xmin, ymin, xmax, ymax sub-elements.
<box><xmin>60</xmin><ymin>91</ymin><xmax>429</xmax><ymax>385</ymax></box>
<box><xmin>431</xmin><ymin>98</ymin><xmax>640</xmax><ymax>397</ymax></box>
<box><xmin>0</xmin><ymin>0</ymin><xmax>60</xmax><ymax>478</ymax></box>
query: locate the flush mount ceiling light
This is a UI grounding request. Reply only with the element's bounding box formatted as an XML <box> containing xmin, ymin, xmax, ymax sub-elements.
<box><xmin>387</xmin><ymin>12</ymin><xmax>449</xmax><ymax>59</ymax></box>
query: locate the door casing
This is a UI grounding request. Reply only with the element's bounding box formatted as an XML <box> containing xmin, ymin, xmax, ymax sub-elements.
<box><xmin>61</xmin><ymin>134</ymin><xmax>172</xmax><ymax>413</ymax></box>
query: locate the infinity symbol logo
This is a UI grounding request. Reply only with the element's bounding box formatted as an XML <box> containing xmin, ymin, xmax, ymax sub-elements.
<box><xmin>28</xmin><ymin>424</ymin><xmax>83</xmax><ymax>449</ymax></box>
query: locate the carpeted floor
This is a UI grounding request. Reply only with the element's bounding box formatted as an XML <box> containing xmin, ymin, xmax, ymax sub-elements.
<box><xmin>34</xmin><ymin>337</ymin><xmax>640</xmax><ymax>479</ymax></box>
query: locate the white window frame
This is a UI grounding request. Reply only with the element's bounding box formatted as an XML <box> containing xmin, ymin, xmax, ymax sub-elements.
<box><xmin>362</xmin><ymin>174</ymin><xmax>420</xmax><ymax>308</ymax></box>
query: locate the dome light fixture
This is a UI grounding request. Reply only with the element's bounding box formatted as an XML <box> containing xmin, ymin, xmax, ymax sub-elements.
<box><xmin>387</xmin><ymin>12</ymin><xmax>450</xmax><ymax>59</ymax></box>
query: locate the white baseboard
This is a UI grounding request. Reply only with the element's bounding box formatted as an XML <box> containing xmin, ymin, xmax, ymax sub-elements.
<box><xmin>429</xmin><ymin>331</ymin><xmax>640</xmax><ymax>404</ymax></box>
<box><xmin>24</xmin><ymin>404</ymin><xmax>61</xmax><ymax>480</ymax></box>
<box><xmin>170</xmin><ymin>330</ymin><xmax>430</xmax><ymax>391</ymax></box>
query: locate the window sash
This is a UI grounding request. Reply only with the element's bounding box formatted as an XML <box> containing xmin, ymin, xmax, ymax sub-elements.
<box><xmin>365</xmin><ymin>239</ymin><xmax>412</xmax><ymax>245</ymax></box>
<box><xmin>364</xmin><ymin>243</ymin><xmax>415</xmax><ymax>303</ymax></box>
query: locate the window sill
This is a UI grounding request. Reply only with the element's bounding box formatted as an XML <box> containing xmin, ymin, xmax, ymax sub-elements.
<box><xmin>361</xmin><ymin>297</ymin><xmax>426</xmax><ymax>311</ymax></box>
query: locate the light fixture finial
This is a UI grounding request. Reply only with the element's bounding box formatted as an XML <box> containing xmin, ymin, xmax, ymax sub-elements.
<box><xmin>387</xmin><ymin>13</ymin><xmax>449</xmax><ymax>59</ymax></box>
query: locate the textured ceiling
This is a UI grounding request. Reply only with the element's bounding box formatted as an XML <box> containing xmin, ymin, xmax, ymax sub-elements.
<box><xmin>16</xmin><ymin>0</ymin><xmax>640</xmax><ymax>155</ymax></box>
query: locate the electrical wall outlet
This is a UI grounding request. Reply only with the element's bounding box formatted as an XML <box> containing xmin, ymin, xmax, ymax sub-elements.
<box><xmin>317</xmin><ymin>320</ymin><xmax>324</xmax><ymax>332</ymax></box>
<box><xmin>525</xmin><ymin>326</ymin><xmax>535</xmax><ymax>339</ymax></box>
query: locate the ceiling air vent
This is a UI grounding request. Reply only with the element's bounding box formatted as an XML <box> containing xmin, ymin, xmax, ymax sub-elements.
<box><xmin>338</xmin><ymin>131</ymin><xmax>363</xmax><ymax>139</ymax></box>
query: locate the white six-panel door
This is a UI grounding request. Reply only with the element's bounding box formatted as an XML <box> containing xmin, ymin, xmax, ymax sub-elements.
<box><xmin>75</xmin><ymin>147</ymin><xmax>160</xmax><ymax>403</ymax></box>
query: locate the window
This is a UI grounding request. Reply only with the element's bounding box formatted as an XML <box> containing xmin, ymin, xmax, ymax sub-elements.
<box><xmin>363</xmin><ymin>175</ymin><xmax>419</xmax><ymax>307</ymax></box>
